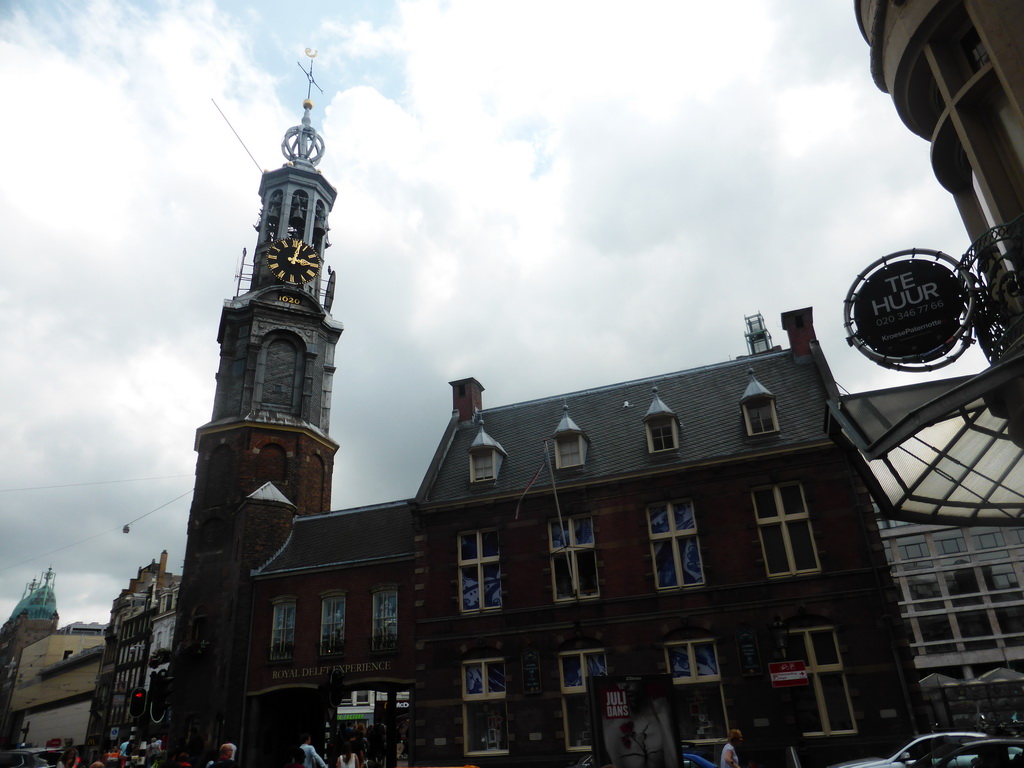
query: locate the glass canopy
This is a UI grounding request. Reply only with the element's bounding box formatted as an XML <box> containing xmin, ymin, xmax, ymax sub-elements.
<box><xmin>827</xmin><ymin>354</ymin><xmax>1024</xmax><ymax>525</ymax></box>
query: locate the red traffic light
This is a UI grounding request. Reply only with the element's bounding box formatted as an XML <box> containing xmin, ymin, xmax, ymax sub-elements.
<box><xmin>128</xmin><ymin>687</ymin><xmax>147</xmax><ymax>718</ymax></box>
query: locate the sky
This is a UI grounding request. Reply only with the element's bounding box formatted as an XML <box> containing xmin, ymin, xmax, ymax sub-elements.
<box><xmin>0</xmin><ymin>0</ymin><xmax>986</xmax><ymax>626</ymax></box>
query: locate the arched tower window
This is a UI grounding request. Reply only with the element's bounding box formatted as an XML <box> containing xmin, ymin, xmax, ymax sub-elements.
<box><xmin>287</xmin><ymin>190</ymin><xmax>309</xmax><ymax>240</ymax></box>
<box><xmin>264</xmin><ymin>190</ymin><xmax>283</xmax><ymax>242</ymax></box>
<box><xmin>204</xmin><ymin>444</ymin><xmax>235</xmax><ymax>506</ymax></box>
<box><xmin>256</xmin><ymin>443</ymin><xmax>287</xmax><ymax>484</ymax></box>
<box><xmin>313</xmin><ymin>200</ymin><xmax>329</xmax><ymax>253</ymax></box>
<box><xmin>260</xmin><ymin>336</ymin><xmax>303</xmax><ymax>415</ymax></box>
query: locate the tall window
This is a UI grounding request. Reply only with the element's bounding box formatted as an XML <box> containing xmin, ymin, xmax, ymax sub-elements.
<box><xmin>270</xmin><ymin>601</ymin><xmax>295</xmax><ymax>661</ymax></box>
<box><xmin>320</xmin><ymin>594</ymin><xmax>345</xmax><ymax>656</ymax></box>
<box><xmin>786</xmin><ymin>627</ymin><xmax>855</xmax><ymax>736</ymax></box>
<box><xmin>560</xmin><ymin>650</ymin><xmax>607</xmax><ymax>751</ymax></box>
<box><xmin>550</xmin><ymin>516</ymin><xmax>599</xmax><ymax>601</ymax></box>
<box><xmin>648</xmin><ymin>501</ymin><xmax>704</xmax><ymax>589</ymax></box>
<box><xmin>372</xmin><ymin>589</ymin><xmax>397</xmax><ymax>651</ymax></box>
<box><xmin>753</xmin><ymin>484</ymin><xmax>819</xmax><ymax>576</ymax></box>
<box><xmin>463</xmin><ymin>659</ymin><xmax>507</xmax><ymax>754</ymax></box>
<box><xmin>666</xmin><ymin>640</ymin><xmax>727</xmax><ymax>741</ymax></box>
<box><xmin>460</xmin><ymin>530</ymin><xmax>502</xmax><ymax>612</ymax></box>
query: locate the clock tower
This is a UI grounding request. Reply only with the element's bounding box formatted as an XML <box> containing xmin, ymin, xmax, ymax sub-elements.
<box><xmin>169</xmin><ymin>98</ymin><xmax>343</xmax><ymax>750</ymax></box>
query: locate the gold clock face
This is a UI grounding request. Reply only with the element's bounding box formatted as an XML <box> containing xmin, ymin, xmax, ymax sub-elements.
<box><xmin>266</xmin><ymin>238</ymin><xmax>322</xmax><ymax>284</ymax></box>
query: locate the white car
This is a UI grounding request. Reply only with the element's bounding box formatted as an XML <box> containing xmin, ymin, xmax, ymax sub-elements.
<box><xmin>828</xmin><ymin>733</ymin><xmax>987</xmax><ymax>768</ymax></box>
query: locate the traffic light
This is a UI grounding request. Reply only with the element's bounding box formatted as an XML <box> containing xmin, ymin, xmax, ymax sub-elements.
<box><xmin>324</xmin><ymin>669</ymin><xmax>346</xmax><ymax>707</ymax></box>
<box><xmin>128</xmin><ymin>687</ymin><xmax>147</xmax><ymax>719</ymax></box>
<box><xmin>149</xmin><ymin>669</ymin><xmax>173</xmax><ymax>722</ymax></box>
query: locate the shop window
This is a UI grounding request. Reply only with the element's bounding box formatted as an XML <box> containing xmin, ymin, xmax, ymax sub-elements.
<box><xmin>785</xmin><ymin>627</ymin><xmax>855</xmax><ymax>736</ymax></box>
<box><xmin>667</xmin><ymin>640</ymin><xmax>727</xmax><ymax>741</ymax></box>
<box><xmin>560</xmin><ymin>650</ymin><xmax>606</xmax><ymax>751</ymax></box>
<box><xmin>463</xmin><ymin>659</ymin><xmax>508</xmax><ymax>755</ymax></box>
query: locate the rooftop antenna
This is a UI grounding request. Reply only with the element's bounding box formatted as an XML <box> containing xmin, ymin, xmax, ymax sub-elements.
<box><xmin>298</xmin><ymin>48</ymin><xmax>323</xmax><ymax>100</ymax></box>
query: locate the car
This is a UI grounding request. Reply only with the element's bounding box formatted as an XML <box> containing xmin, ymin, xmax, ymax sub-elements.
<box><xmin>922</xmin><ymin>738</ymin><xmax>1024</xmax><ymax>768</ymax></box>
<box><xmin>23</xmin><ymin>751</ymin><xmax>61</xmax><ymax>767</ymax></box>
<box><xmin>827</xmin><ymin>732</ymin><xmax>987</xmax><ymax>768</ymax></box>
<box><xmin>0</xmin><ymin>751</ymin><xmax>50</xmax><ymax>768</ymax></box>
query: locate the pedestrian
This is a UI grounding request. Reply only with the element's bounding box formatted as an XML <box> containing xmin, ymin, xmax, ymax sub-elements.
<box><xmin>721</xmin><ymin>729</ymin><xmax>743</xmax><ymax>768</ymax></box>
<box><xmin>58</xmin><ymin>748</ymin><xmax>81</xmax><ymax>768</ymax></box>
<box><xmin>335</xmin><ymin>743</ymin><xmax>359</xmax><ymax>768</ymax></box>
<box><xmin>299</xmin><ymin>734</ymin><xmax>326</xmax><ymax>768</ymax></box>
<box><xmin>210</xmin><ymin>744</ymin><xmax>237</xmax><ymax>768</ymax></box>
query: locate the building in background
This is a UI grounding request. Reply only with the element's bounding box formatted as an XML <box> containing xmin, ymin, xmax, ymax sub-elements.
<box><xmin>856</xmin><ymin>0</ymin><xmax>1024</xmax><ymax>242</ymax></box>
<box><xmin>7</xmin><ymin>624</ymin><xmax>105</xmax><ymax>750</ymax></box>
<box><xmin>90</xmin><ymin>552</ymin><xmax>177</xmax><ymax>754</ymax></box>
<box><xmin>0</xmin><ymin>570</ymin><xmax>60</xmax><ymax>747</ymax></box>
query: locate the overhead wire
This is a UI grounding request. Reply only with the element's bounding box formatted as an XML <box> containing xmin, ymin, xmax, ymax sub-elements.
<box><xmin>0</xmin><ymin>488</ymin><xmax>193</xmax><ymax>574</ymax></box>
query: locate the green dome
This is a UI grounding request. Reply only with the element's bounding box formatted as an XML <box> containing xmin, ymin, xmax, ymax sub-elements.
<box><xmin>9</xmin><ymin>568</ymin><xmax>57</xmax><ymax>622</ymax></box>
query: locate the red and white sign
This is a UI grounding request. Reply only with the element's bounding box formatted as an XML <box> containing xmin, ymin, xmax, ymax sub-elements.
<box><xmin>768</xmin><ymin>660</ymin><xmax>808</xmax><ymax>688</ymax></box>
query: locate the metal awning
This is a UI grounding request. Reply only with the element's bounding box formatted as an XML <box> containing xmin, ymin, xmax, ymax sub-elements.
<box><xmin>827</xmin><ymin>354</ymin><xmax>1024</xmax><ymax>525</ymax></box>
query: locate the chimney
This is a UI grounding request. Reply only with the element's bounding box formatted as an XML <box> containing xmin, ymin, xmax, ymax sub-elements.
<box><xmin>450</xmin><ymin>378</ymin><xmax>485</xmax><ymax>422</ymax></box>
<box><xmin>780</xmin><ymin>307</ymin><xmax>816</xmax><ymax>358</ymax></box>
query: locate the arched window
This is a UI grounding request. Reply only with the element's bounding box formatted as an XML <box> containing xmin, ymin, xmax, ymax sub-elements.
<box><xmin>287</xmin><ymin>190</ymin><xmax>309</xmax><ymax>239</ymax></box>
<box><xmin>204</xmin><ymin>444</ymin><xmax>234</xmax><ymax>506</ymax></box>
<box><xmin>256</xmin><ymin>442</ymin><xmax>287</xmax><ymax>484</ymax></box>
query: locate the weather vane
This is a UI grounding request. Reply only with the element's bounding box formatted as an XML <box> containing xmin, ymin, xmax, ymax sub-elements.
<box><xmin>298</xmin><ymin>48</ymin><xmax>323</xmax><ymax>100</ymax></box>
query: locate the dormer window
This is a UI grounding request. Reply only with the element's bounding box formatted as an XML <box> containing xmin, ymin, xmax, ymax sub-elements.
<box><xmin>469</xmin><ymin>421</ymin><xmax>506</xmax><ymax>482</ymax></box>
<box><xmin>471</xmin><ymin>450</ymin><xmax>498</xmax><ymax>481</ymax></box>
<box><xmin>553</xmin><ymin>405</ymin><xmax>588</xmax><ymax>469</ymax></box>
<box><xmin>644</xmin><ymin>386</ymin><xmax>679</xmax><ymax>453</ymax></box>
<box><xmin>740</xmin><ymin>369</ymin><xmax>779</xmax><ymax>436</ymax></box>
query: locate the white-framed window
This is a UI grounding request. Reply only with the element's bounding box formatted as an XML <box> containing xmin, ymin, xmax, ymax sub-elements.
<box><xmin>320</xmin><ymin>593</ymin><xmax>345</xmax><ymax>656</ymax></box>
<box><xmin>560</xmin><ymin>650</ymin><xmax>607</xmax><ymax>751</ymax></box>
<box><xmin>743</xmin><ymin>398</ymin><xmax>778</xmax><ymax>435</ymax></box>
<box><xmin>753</xmin><ymin>483</ymin><xmax>819</xmax><ymax>576</ymax></box>
<box><xmin>270</xmin><ymin>599</ymin><xmax>295</xmax><ymax>661</ymax></box>
<box><xmin>460</xmin><ymin>530</ymin><xmax>502</xmax><ymax>612</ymax></box>
<box><xmin>666</xmin><ymin>640</ymin><xmax>727</xmax><ymax>741</ymax></box>
<box><xmin>470</xmin><ymin>450</ymin><xmax>500</xmax><ymax>482</ymax></box>
<box><xmin>786</xmin><ymin>627</ymin><xmax>856</xmax><ymax>736</ymax></box>
<box><xmin>371</xmin><ymin>588</ymin><xmax>397</xmax><ymax>651</ymax></box>
<box><xmin>646</xmin><ymin>415</ymin><xmax>678</xmax><ymax>452</ymax></box>
<box><xmin>463</xmin><ymin>659</ymin><xmax>508</xmax><ymax>755</ymax></box>
<box><xmin>550</xmin><ymin>516</ymin><xmax>599</xmax><ymax>601</ymax></box>
<box><xmin>648</xmin><ymin>501</ymin><xmax>704</xmax><ymax>588</ymax></box>
<box><xmin>556</xmin><ymin>434</ymin><xmax>586</xmax><ymax>468</ymax></box>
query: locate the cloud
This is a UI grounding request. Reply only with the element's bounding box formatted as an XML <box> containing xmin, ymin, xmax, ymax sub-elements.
<box><xmin>0</xmin><ymin>0</ymin><xmax>984</xmax><ymax>625</ymax></box>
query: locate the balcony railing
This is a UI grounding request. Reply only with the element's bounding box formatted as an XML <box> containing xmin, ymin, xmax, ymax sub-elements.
<box><xmin>269</xmin><ymin>642</ymin><xmax>294</xmax><ymax>662</ymax></box>
<box><xmin>319</xmin><ymin>637</ymin><xmax>345</xmax><ymax>657</ymax></box>
<box><xmin>370</xmin><ymin>633</ymin><xmax>398</xmax><ymax>652</ymax></box>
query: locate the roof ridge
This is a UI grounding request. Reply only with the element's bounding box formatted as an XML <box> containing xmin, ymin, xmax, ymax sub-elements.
<box><xmin>477</xmin><ymin>349</ymin><xmax>792</xmax><ymax>415</ymax></box>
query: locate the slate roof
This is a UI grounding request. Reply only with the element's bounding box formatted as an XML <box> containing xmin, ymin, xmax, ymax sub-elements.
<box><xmin>420</xmin><ymin>348</ymin><xmax>832</xmax><ymax>506</ymax></box>
<box><xmin>254</xmin><ymin>501</ymin><xmax>416</xmax><ymax>576</ymax></box>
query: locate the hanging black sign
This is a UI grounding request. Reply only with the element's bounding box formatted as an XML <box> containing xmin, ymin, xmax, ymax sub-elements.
<box><xmin>845</xmin><ymin>249</ymin><xmax>972</xmax><ymax>371</ymax></box>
